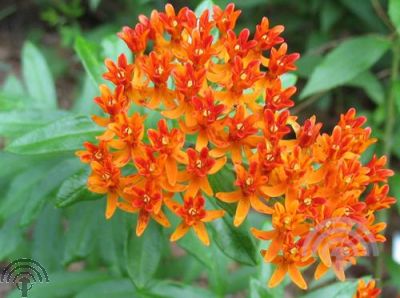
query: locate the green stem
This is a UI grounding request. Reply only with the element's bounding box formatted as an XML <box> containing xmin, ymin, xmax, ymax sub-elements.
<box><xmin>375</xmin><ymin>37</ymin><xmax>400</xmax><ymax>285</ymax></box>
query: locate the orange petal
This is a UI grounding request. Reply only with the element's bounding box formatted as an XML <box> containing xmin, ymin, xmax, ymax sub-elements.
<box><xmin>288</xmin><ymin>264</ymin><xmax>307</xmax><ymax>290</ymax></box>
<box><xmin>209</xmin><ymin>156</ymin><xmax>227</xmax><ymax>174</ymax></box>
<box><xmin>105</xmin><ymin>192</ymin><xmax>118</xmax><ymax>219</ymax></box>
<box><xmin>268</xmin><ymin>263</ymin><xmax>288</xmax><ymax>288</ymax></box>
<box><xmin>250</xmin><ymin>195</ymin><xmax>273</xmax><ymax>214</ymax></box>
<box><xmin>230</xmin><ymin>145</ymin><xmax>242</xmax><ymax>164</ymax></box>
<box><xmin>250</xmin><ymin>228</ymin><xmax>276</xmax><ymax>240</ymax></box>
<box><xmin>216</xmin><ymin>190</ymin><xmax>242</xmax><ymax>203</ymax></box>
<box><xmin>196</xmin><ymin>131</ymin><xmax>209</xmax><ymax>151</ymax></box>
<box><xmin>318</xmin><ymin>243</ymin><xmax>332</xmax><ymax>267</ymax></box>
<box><xmin>260</xmin><ymin>184</ymin><xmax>286</xmax><ymax>197</ymax></box>
<box><xmin>117</xmin><ymin>201</ymin><xmax>137</xmax><ymax>213</ymax></box>
<box><xmin>332</xmin><ymin>261</ymin><xmax>346</xmax><ymax>281</ymax></box>
<box><xmin>234</xmin><ymin>198</ymin><xmax>251</xmax><ymax>227</ymax></box>
<box><xmin>170</xmin><ymin>222</ymin><xmax>190</xmax><ymax>242</ymax></box>
<box><xmin>165</xmin><ymin>157</ymin><xmax>177</xmax><ymax>185</ymax></box>
<box><xmin>151</xmin><ymin>210</ymin><xmax>170</xmax><ymax>227</ymax></box>
<box><xmin>264</xmin><ymin>238</ymin><xmax>282</xmax><ymax>262</ymax></box>
<box><xmin>193</xmin><ymin>221</ymin><xmax>210</xmax><ymax>246</ymax></box>
<box><xmin>161</xmin><ymin>103</ymin><xmax>185</xmax><ymax>119</ymax></box>
<box><xmin>185</xmin><ymin>179</ymin><xmax>201</xmax><ymax>198</ymax></box>
<box><xmin>314</xmin><ymin>262</ymin><xmax>329</xmax><ymax>280</ymax></box>
<box><xmin>136</xmin><ymin>210</ymin><xmax>150</xmax><ymax>236</ymax></box>
<box><xmin>202</xmin><ymin>210</ymin><xmax>225</xmax><ymax>222</ymax></box>
<box><xmin>200</xmin><ymin>177</ymin><xmax>213</xmax><ymax>196</ymax></box>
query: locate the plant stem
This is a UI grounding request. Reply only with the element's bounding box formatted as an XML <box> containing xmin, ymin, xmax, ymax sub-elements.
<box><xmin>375</xmin><ymin>37</ymin><xmax>400</xmax><ymax>286</ymax></box>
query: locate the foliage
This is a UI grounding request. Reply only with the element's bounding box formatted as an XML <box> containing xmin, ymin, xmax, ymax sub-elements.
<box><xmin>0</xmin><ymin>0</ymin><xmax>400</xmax><ymax>297</ymax></box>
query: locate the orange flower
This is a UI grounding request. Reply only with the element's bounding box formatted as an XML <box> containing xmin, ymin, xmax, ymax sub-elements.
<box><xmin>93</xmin><ymin>85</ymin><xmax>129</xmax><ymax>126</ymax></box>
<box><xmin>76</xmin><ymin>141</ymin><xmax>109</xmax><ymax>164</ymax></box>
<box><xmin>87</xmin><ymin>157</ymin><xmax>122</xmax><ymax>219</ymax></box>
<box><xmin>265</xmin><ymin>240</ymin><xmax>314</xmax><ymax>290</ymax></box>
<box><xmin>354</xmin><ymin>279</ymin><xmax>381</xmax><ymax>298</ymax></box>
<box><xmin>211</xmin><ymin>105</ymin><xmax>261</xmax><ymax>163</ymax></box>
<box><xmin>119</xmin><ymin>181</ymin><xmax>170</xmax><ymax>236</ymax></box>
<box><xmin>216</xmin><ymin>161</ymin><xmax>274</xmax><ymax>226</ymax></box>
<box><xmin>98</xmin><ymin>113</ymin><xmax>145</xmax><ymax>166</ymax></box>
<box><xmin>103</xmin><ymin>54</ymin><xmax>134</xmax><ymax>88</ymax></box>
<box><xmin>213</xmin><ymin>3</ymin><xmax>241</xmax><ymax>36</ymax></box>
<box><xmin>147</xmin><ymin>119</ymin><xmax>187</xmax><ymax>185</ymax></box>
<box><xmin>166</xmin><ymin>195</ymin><xmax>224</xmax><ymax>245</ymax></box>
<box><xmin>118</xmin><ymin>23</ymin><xmax>149</xmax><ymax>55</ymax></box>
<box><xmin>140</xmin><ymin>51</ymin><xmax>175</xmax><ymax>109</ymax></box>
<box><xmin>178</xmin><ymin>147</ymin><xmax>226</xmax><ymax>198</ymax></box>
<box><xmin>254</xmin><ymin>17</ymin><xmax>284</xmax><ymax>51</ymax></box>
<box><xmin>180</xmin><ymin>90</ymin><xmax>225</xmax><ymax>150</ymax></box>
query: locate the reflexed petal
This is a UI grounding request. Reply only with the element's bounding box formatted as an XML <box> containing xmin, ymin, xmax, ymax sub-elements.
<box><xmin>268</xmin><ymin>263</ymin><xmax>288</xmax><ymax>288</ymax></box>
<box><xmin>260</xmin><ymin>184</ymin><xmax>286</xmax><ymax>197</ymax></box>
<box><xmin>318</xmin><ymin>243</ymin><xmax>332</xmax><ymax>267</ymax></box>
<box><xmin>233</xmin><ymin>198</ymin><xmax>251</xmax><ymax>227</ymax></box>
<box><xmin>200</xmin><ymin>178</ymin><xmax>213</xmax><ymax>196</ymax></box>
<box><xmin>193</xmin><ymin>221</ymin><xmax>210</xmax><ymax>246</ymax></box>
<box><xmin>264</xmin><ymin>238</ymin><xmax>282</xmax><ymax>262</ymax></box>
<box><xmin>202</xmin><ymin>210</ymin><xmax>225</xmax><ymax>222</ymax></box>
<box><xmin>314</xmin><ymin>262</ymin><xmax>329</xmax><ymax>280</ymax></box>
<box><xmin>250</xmin><ymin>228</ymin><xmax>276</xmax><ymax>240</ymax></box>
<box><xmin>288</xmin><ymin>264</ymin><xmax>307</xmax><ymax>290</ymax></box>
<box><xmin>185</xmin><ymin>179</ymin><xmax>201</xmax><ymax>198</ymax></box>
<box><xmin>136</xmin><ymin>210</ymin><xmax>150</xmax><ymax>236</ymax></box>
<box><xmin>152</xmin><ymin>210</ymin><xmax>170</xmax><ymax>227</ymax></box>
<box><xmin>117</xmin><ymin>201</ymin><xmax>137</xmax><ymax>213</ymax></box>
<box><xmin>165</xmin><ymin>157</ymin><xmax>177</xmax><ymax>185</ymax></box>
<box><xmin>209</xmin><ymin>156</ymin><xmax>227</xmax><ymax>174</ymax></box>
<box><xmin>170</xmin><ymin>222</ymin><xmax>190</xmax><ymax>242</ymax></box>
<box><xmin>250</xmin><ymin>195</ymin><xmax>273</xmax><ymax>214</ymax></box>
<box><xmin>216</xmin><ymin>190</ymin><xmax>242</xmax><ymax>203</ymax></box>
<box><xmin>196</xmin><ymin>131</ymin><xmax>209</xmax><ymax>151</ymax></box>
<box><xmin>105</xmin><ymin>192</ymin><xmax>118</xmax><ymax>219</ymax></box>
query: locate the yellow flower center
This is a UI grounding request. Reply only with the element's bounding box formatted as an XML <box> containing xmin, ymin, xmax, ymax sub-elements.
<box><xmin>143</xmin><ymin>194</ymin><xmax>151</xmax><ymax>203</ymax></box>
<box><xmin>187</xmin><ymin>80</ymin><xmax>193</xmax><ymax>88</ymax></box>
<box><xmin>240</xmin><ymin>73</ymin><xmax>247</xmax><ymax>80</ymax></box>
<box><xmin>196</xmin><ymin>159</ymin><xmax>202</xmax><ymax>168</ymax></box>
<box><xmin>236</xmin><ymin>123</ymin><xmax>244</xmax><ymax>130</ymax></box>
<box><xmin>188</xmin><ymin>208</ymin><xmax>197</xmax><ymax>216</ymax></box>
<box><xmin>245</xmin><ymin>177</ymin><xmax>253</xmax><ymax>186</ymax></box>
<box><xmin>304</xmin><ymin>197</ymin><xmax>312</xmax><ymax>206</ymax></box>
<box><xmin>162</xmin><ymin>136</ymin><xmax>169</xmax><ymax>145</ymax></box>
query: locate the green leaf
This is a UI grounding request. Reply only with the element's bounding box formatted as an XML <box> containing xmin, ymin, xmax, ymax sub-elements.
<box><xmin>22</xmin><ymin>41</ymin><xmax>57</xmax><ymax>109</ymax></box>
<box><xmin>97</xmin><ymin>212</ymin><xmax>130</xmax><ymax>275</ymax></box>
<box><xmin>389</xmin><ymin>173</ymin><xmax>400</xmax><ymax>213</ymax></box>
<box><xmin>389</xmin><ymin>0</ymin><xmax>400</xmax><ymax>34</ymax></box>
<box><xmin>2</xmin><ymin>74</ymin><xmax>24</xmax><ymax>95</ymax></box>
<box><xmin>210</xmin><ymin>216</ymin><xmax>258</xmax><ymax>266</ymax></box>
<box><xmin>347</xmin><ymin>71</ymin><xmax>384</xmax><ymax>104</ymax></box>
<box><xmin>0</xmin><ymin>110</ymin><xmax>69</xmax><ymax>137</ymax></box>
<box><xmin>74</xmin><ymin>36</ymin><xmax>104</xmax><ymax>87</ymax></box>
<box><xmin>56</xmin><ymin>168</ymin><xmax>101</xmax><ymax>208</ymax></box>
<box><xmin>32</xmin><ymin>205</ymin><xmax>63</xmax><ymax>272</ymax></box>
<box><xmin>20</xmin><ymin>158</ymin><xmax>83</xmax><ymax>227</ymax></box>
<box><xmin>208</xmin><ymin>166</ymin><xmax>237</xmax><ymax>216</ymax></box>
<box><xmin>195</xmin><ymin>0</ymin><xmax>214</xmax><ymax>17</ymax></box>
<box><xmin>0</xmin><ymin>217</ymin><xmax>23</xmax><ymax>261</ymax></box>
<box><xmin>125</xmin><ymin>221</ymin><xmax>163</xmax><ymax>289</ymax></box>
<box><xmin>280</xmin><ymin>73</ymin><xmax>298</xmax><ymax>88</ymax></box>
<box><xmin>101</xmin><ymin>34</ymin><xmax>132</xmax><ymax>62</ymax></box>
<box><xmin>89</xmin><ymin>0</ymin><xmax>102</xmax><ymax>11</ymax></box>
<box><xmin>143</xmin><ymin>280</ymin><xmax>215</xmax><ymax>298</ymax></box>
<box><xmin>0</xmin><ymin>91</ymin><xmax>27</xmax><ymax>111</ymax></box>
<box><xmin>73</xmin><ymin>74</ymin><xmax>99</xmax><ymax>114</ymax></box>
<box><xmin>250</xmin><ymin>279</ymin><xmax>274</xmax><ymax>298</ymax></box>
<box><xmin>177</xmin><ymin>229</ymin><xmax>214</xmax><ymax>269</ymax></box>
<box><xmin>63</xmin><ymin>201</ymin><xmax>103</xmax><ymax>264</ymax></box>
<box><xmin>301</xmin><ymin>35</ymin><xmax>390</xmax><ymax>98</ymax></box>
<box><xmin>76</xmin><ymin>279</ymin><xmax>137</xmax><ymax>298</ymax></box>
<box><xmin>6</xmin><ymin>271</ymin><xmax>109</xmax><ymax>298</ymax></box>
<box><xmin>6</xmin><ymin>115</ymin><xmax>102</xmax><ymax>155</ymax></box>
<box><xmin>0</xmin><ymin>161</ymin><xmax>56</xmax><ymax>219</ymax></box>
<box><xmin>301</xmin><ymin>280</ymin><xmax>358</xmax><ymax>298</ymax></box>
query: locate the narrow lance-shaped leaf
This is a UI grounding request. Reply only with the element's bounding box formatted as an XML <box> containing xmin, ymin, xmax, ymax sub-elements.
<box><xmin>125</xmin><ymin>221</ymin><xmax>163</xmax><ymax>289</ymax></box>
<box><xmin>389</xmin><ymin>0</ymin><xmax>400</xmax><ymax>35</ymax></box>
<box><xmin>301</xmin><ymin>35</ymin><xmax>390</xmax><ymax>98</ymax></box>
<box><xmin>6</xmin><ymin>115</ymin><xmax>103</xmax><ymax>155</ymax></box>
<box><xmin>22</xmin><ymin>41</ymin><xmax>57</xmax><ymax>109</ymax></box>
<box><xmin>74</xmin><ymin>36</ymin><xmax>104</xmax><ymax>87</ymax></box>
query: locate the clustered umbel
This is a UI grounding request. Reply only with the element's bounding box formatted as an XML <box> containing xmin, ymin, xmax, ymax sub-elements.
<box><xmin>76</xmin><ymin>3</ymin><xmax>395</xmax><ymax>291</ymax></box>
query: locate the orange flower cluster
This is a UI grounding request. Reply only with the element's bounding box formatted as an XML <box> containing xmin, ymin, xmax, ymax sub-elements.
<box><xmin>76</xmin><ymin>3</ymin><xmax>395</xmax><ymax>290</ymax></box>
<box><xmin>354</xmin><ymin>279</ymin><xmax>381</xmax><ymax>298</ymax></box>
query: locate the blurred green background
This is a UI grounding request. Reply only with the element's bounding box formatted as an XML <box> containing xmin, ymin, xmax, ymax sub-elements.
<box><xmin>0</xmin><ymin>0</ymin><xmax>400</xmax><ymax>297</ymax></box>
